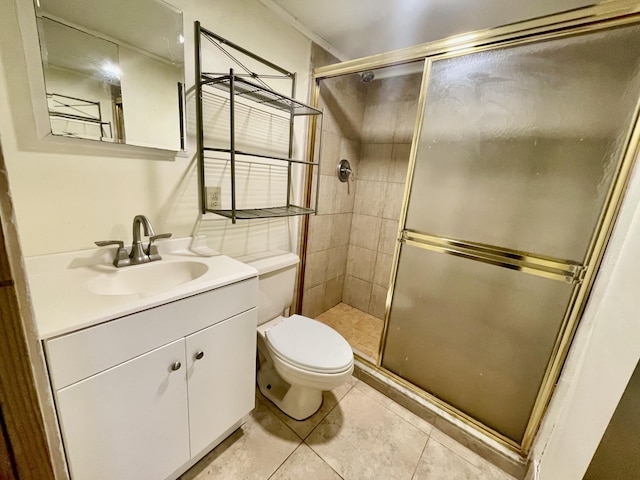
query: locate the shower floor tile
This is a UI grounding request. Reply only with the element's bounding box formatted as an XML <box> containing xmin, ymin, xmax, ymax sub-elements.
<box><xmin>180</xmin><ymin>377</ymin><xmax>517</xmax><ymax>480</ymax></box>
<box><xmin>316</xmin><ymin>302</ymin><xmax>384</xmax><ymax>360</ymax></box>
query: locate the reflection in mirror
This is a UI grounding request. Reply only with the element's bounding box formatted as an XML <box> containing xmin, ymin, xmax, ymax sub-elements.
<box><xmin>34</xmin><ymin>0</ymin><xmax>185</xmax><ymax>151</ymax></box>
<box><xmin>39</xmin><ymin>18</ymin><xmax>122</xmax><ymax>141</ymax></box>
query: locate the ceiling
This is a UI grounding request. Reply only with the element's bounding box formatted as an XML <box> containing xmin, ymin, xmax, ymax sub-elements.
<box><xmin>263</xmin><ymin>0</ymin><xmax>600</xmax><ymax>60</ymax></box>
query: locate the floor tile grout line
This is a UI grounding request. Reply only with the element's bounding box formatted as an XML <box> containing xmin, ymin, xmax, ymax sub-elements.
<box><xmin>298</xmin><ymin>379</ymin><xmax>361</xmax><ymax>473</ymax></box>
<box><xmin>302</xmin><ymin>439</ymin><xmax>347</xmax><ymax>480</ymax></box>
<box><xmin>255</xmin><ymin>388</ymin><xmax>307</xmax><ymax>444</ymax></box>
<box><xmin>352</xmin><ymin>381</ymin><xmax>434</xmax><ymax>436</ymax></box>
<box><xmin>409</xmin><ymin>435</ymin><xmax>432</xmax><ymax>480</ymax></box>
<box><xmin>261</xmin><ymin>383</ymin><xmax>510</xmax><ymax>480</ymax></box>
<box><xmin>305</xmin><ymin>441</ymin><xmax>346</xmax><ymax>480</ymax></box>
<box><xmin>354</xmin><ymin>374</ymin><xmax>522</xmax><ymax>478</ymax></box>
<box><xmin>298</xmin><ymin>379</ymin><xmax>359</xmax><ymax>441</ymax></box>
<box><xmin>430</xmin><ymin>436</ymin><xmax>489</xmax><ymax>475</ymax></box>
<box><xmin>304</xmin><ymin>382</ymin><xmax>434</xmax><ymax>480</ymax></box>
<box><xmin>265</xmin><ymin>442</ymin><xmax>305</xmax><ymax>480</ymax></box>
<box><xmin>257</xmin><ymin>378</ymin><xmax>358</xmax><ymax>443</ymax></box>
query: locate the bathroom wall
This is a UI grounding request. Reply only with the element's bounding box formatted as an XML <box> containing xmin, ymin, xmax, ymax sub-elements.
<box><xmin>119</xmin><ymin>46</ymin><xmax>184</xmax><ymax>151</ymax></box>
<box><xmin>0</xmin><ymin>0</ymin><xmax>312</xmax><ymax>258</ymax></box>
<box><xmin>343</xmin><ymin>72</ymin><xmax>421</xmax><ymax>318</ymax></box>
<box><xmin>582</xmin><ymin>358</ymin><xmax>640</xmax><ymax>479</ymax></box>
<box><xmin>301</xmin><ymin>45</ymin><xmax>365</xmax><ymax>318</ymax></box>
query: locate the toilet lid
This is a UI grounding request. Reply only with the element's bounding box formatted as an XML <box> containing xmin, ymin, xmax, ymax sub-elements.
<box><xmin>266</xmin><ymin>315</ymin><xmax>353</xmax><ymax>374</ymax></box>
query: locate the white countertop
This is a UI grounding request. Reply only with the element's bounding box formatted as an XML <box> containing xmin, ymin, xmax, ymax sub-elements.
<box><xmin>25</xmin><ymin>237</ymin><xmax>258</xmax><ymax>339</ymax></box>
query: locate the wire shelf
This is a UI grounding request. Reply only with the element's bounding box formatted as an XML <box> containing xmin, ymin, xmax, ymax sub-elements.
<box><xmin>206</xmin><ymin>205</ymin><xmax>315</xmax><ymax>220</ymax></box>
<box><xmin>195</xmin><ymin>23</ymin><xmax>322</xmax><ymax>222</ymax></box>
<box><xmin>202</xmin><ymin>74</ymin><xmax>322</xmax><ymax>116</ymax></box>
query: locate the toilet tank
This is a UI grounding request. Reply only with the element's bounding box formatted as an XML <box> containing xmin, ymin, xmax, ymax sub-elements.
<box><xmin>241</xmin><ymin>251</ymin><xmax>299</xmax><ymax>326</ymax></box>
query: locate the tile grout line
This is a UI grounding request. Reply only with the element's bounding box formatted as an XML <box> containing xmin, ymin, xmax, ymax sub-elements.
<box><xmin>301</xmin><ymin>378</ymin><xmax>435</xmax><ymax>477</ymax></box>
<box><xmin>264</xmin><ymin>443</ymin><xmax>304</xmax><ymax>480</ymax></box>
<box><xmin>255</xmin><ymin>389</ymin><xmax>306</xmax><ymax>442</ymax></box>
<box><xmin>260</xmin><ymin>378</ymin><xmax>358</xmax><ymax>444</ymax></box>
<box><xmin>409</xmin><ymin>435</ymin><xmax>432</xmax><ymax>480</ymax></box>
<box><xmin>431</xmin><ymin>436</ymin><xmax>489</xmax><ymax>477</ymax></box>
<box><xmin>299</xmin><ymin>379</ymin><xmax>359</xmax><ymax>441</ymax></box>
<box><xmin>356</xmin><ymin>370</ymin><xmax>524</xmax><ymax>478</ymax></box>
<box><xmin>300</xmin><ymin>378</ymin><xmax>361</xmax><ymax>467</ymax></box>
<box><xmin>352</xmin><ymin>382</ymin><xmax>517</xmax><ymax>479</ymax></box>
<box><xmin>353</xmin><ymin>382</ymin><xmax>434</xmax><ymax>436</ymax></box>
<box><xmin>305</xmin><ymin>442</ymin><xmax>346</xmax><ymax>480</ymax></box>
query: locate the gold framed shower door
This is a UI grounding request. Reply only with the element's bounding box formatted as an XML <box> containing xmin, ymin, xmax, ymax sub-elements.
<box><xmin>299</xmin><ymin>0</ymin><xmax>640</xmax><ymax>455</ymax></box>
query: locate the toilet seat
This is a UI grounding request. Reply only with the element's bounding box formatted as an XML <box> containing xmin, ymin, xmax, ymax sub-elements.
<box><xmin>265</xmin><ymin>315</ymin><xmax>353</xmax><ymax>374</ymax></box>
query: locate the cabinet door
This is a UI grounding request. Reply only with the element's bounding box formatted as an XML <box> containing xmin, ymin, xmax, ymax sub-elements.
<box><xmin>56</xmin><ymin>339</ymin><xmax>189</xmax><ymax>480</ymax></box>
<box><xmin>186</xmin><ymin>308</ymin><xmax>257</xmax><ymax>456</ymax></box>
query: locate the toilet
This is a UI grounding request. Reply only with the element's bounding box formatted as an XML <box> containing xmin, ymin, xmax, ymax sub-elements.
<box><xmin>243</xmin><ymin>251</ymin><xmax>354</xmax><ymax>420</ymax></box>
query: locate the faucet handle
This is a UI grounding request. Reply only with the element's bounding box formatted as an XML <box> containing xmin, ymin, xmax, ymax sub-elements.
<box><xmin>149</xmin><ymin>233</ymin><xmax>172</xmax><ymax>243</ymax></box>
<box><xmin>95</xmin><ymin>240</ymin><xmax>124</xmax><ymax>248</ymax></box>
<box><xmin>95</xmin><ymin>240</ymin><xmax>131</xmax><ymax>268</ymax></box>
<box><xmin>146</xmin><ymin>233</ymin><xmax>172</xmax><ymax>261</ymax></box>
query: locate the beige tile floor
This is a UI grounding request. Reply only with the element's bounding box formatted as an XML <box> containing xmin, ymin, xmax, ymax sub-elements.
<box><xmin>315</xmin><ymin>303</ymin><xmax>383</xmax><ymax>360</ymax></box>
<box><xmin>180</xmin><ymin>377</ymin><xmax>516</xmax><ymax>480</ymax></box>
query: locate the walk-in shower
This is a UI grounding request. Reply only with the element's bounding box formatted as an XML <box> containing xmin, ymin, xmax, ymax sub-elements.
<box><xmin>300</xmin><ymin>3</ymin><xmax>640</xmax><ymax>456</ymax></box>
<box><xmin>300</xmin><ymin>59</ymin><xmax>423</xmax><ymax>361</ymax></box>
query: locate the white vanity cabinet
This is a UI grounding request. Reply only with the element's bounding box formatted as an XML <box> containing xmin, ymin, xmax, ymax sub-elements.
<box><xmin>186</xmin><ymin>309</ymin><xmax>257</xmax><ymax>455</ymax></box>
<box><xmin>44</xmin><ymin>277</ymin><xmax>258</xmax><ymax>480</ymax></box>
<box><xmin>56</xmin><ymin>339</ymin><xmax>190</xmax><ymax>480</ymax></box>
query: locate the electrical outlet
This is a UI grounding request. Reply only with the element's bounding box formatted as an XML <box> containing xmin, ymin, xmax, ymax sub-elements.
<box><xmin>206</xmin><ymin>186</ymin><xmax>221</xmax><ymax>209</ymax></box>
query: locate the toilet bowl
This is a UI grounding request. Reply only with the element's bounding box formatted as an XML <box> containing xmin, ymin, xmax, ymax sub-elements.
<box><xmin>243</xmin><ymin>252</ymin><xmax>354</xmax><ymax>420</ymax></box>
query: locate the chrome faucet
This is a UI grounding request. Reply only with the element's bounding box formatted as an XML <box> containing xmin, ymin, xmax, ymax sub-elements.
<box><xmin>130</xmin><ymin>215</ymin><xmax>156</xmax><ymax>265</ymax></box>
<box><xmin>95</xmin><ymin>215</ymin><xmax>172</xmax><ymax>267</ymax></box>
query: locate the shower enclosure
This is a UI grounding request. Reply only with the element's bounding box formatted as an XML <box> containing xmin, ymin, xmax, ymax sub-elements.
<box><xmin>300</xmin><ymin>3</ymin><xmax>640</xmax><ymax>455</ymax></box>
<box><xmin>299</xmin><ymin>59</ymin><xmax>423</xmax><ymax>360</ymax></box>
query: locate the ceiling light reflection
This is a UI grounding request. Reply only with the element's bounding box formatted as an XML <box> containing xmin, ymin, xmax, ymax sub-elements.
<box><xmin>101</xmin><ymin>62</ymin><xmax>120</xmax><ymax>79</ymax></box>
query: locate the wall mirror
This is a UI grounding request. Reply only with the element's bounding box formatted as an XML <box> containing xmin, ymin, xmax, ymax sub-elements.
<box><xmin>33</xmin><ymin>0</ymin><xmax>185</xmax><ymax>151</ymax></box>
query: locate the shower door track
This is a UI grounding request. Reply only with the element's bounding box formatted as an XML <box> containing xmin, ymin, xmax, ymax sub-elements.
<box><xmin>304</xmin><ymin>0</ymin><xmax>640</xmax><ymax>455</ymax></box>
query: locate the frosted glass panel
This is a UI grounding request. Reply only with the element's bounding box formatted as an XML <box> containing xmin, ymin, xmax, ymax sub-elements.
<box><xmin>382</xmin><ymin>244</ymin><xmax>575</xmax><ymax>442</ymax></box>
<box><xmin>406</xmin><ymin>25</ymin><xmax>640</xmax><ymax>262</ymax></box>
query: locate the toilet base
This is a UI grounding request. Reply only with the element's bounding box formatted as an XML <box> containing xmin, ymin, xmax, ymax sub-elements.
<box><xmin>255</xmin><ymin>320</ymin><xmax>354</xmax><ymax>421</ymax></box>
<box><xmin>257</xmin><ymin>364</ymin><xmax>323</xmax><ymax>421</ymax></box>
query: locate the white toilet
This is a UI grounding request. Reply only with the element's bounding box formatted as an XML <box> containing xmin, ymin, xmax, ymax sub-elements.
<box><xmin>243</xmin><ymin>251</ymin><xmax>354</xmax><ymax>420</ymax></box>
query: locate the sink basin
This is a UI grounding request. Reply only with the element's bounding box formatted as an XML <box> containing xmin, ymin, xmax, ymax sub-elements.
<box><xmin>86</xmin><ymin>260</ymin><xmax>209</xmax><ymax>296</ymax></box>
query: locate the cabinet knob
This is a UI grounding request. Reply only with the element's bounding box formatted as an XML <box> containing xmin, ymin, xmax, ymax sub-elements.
<box><xmin>195</xmin><ymin>351</ymin><xmax>205</xmax><ymax>360</ymax></box>
<box><xmin>170</xmin><ymin>361</ymin><xmax>182</xmax><ymax>371</ymax></box>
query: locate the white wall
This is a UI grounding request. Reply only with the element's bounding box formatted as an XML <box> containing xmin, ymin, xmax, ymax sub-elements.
<box><xmin>0</xmin><ymin>0</ymin><xmax>311</xmax><ymax>257</ymax></box>
<box><xmin>119</xmin><ymin>46</ymin><xmax>182</xmax><ymax>150</ymax></box>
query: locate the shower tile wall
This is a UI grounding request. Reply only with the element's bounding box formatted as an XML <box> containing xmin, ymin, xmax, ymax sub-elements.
<box><xmin>302</xmin><ymin>51</ymin><xmax>365</xmax><ymax>318</ymax></box>
<box><xmin>343</xmin><ymin>73</ymin><xmax>421</xmax><ymax>319</ymax></box>
<box><xmin>302</xmin><ymin>44</ymin><xmax>422</xmax><ymax>322</ymax></box>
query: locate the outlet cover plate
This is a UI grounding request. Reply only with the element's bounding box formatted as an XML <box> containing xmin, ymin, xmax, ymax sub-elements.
<box><xmin>205</xmin><ymin>186</ymin><xmax>221</xmax><ymax>209</ymax></box>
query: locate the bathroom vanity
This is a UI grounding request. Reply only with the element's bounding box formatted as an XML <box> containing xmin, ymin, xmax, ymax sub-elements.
<box><xmin>26</xmin><ymin>238</ymin><xmax>259</xmax><ymax>480</ymax></box>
